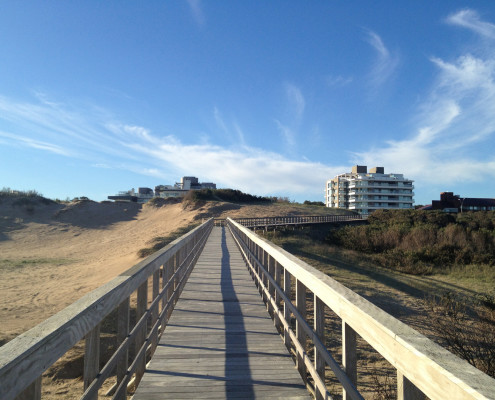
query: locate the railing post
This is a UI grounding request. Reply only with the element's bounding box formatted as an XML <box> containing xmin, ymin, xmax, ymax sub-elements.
<box><xmin>135</xmin><ymin>281</ymin><xmax>148</xmax><ymax>387</ymax></box>
<box><xmin>165</xmin><ymin>258</ymin><xmax>174</xmax><ymax>321</ymax></box>
<box><xmin>16</xmin><ymin>377</ymin><xmax>41</xmax><ymax>400</ymax></box>
<box><xmin>116</xmin><ymin>297</ymin><xmax>130</xmax><ymax>400</ymax></box>
<box><xmin>296</xmin><ymin>279</ymin><xmax>307</xmax><ymax>383</ymax></box>
<box><xmin>84</xmin><ymin>324</ymin><xmax>100</xmax><ymax>400</ymax></box>
<box><xmin>314</xmin><ymin>295</ymin><xmax>325</xmax><ymax>400</ymax></box>
<box><xmin>274</xmin><ymin>259</ymin><xmax>282</xmax><ymax>331</ymax></box>
<box><xmin>397</xmin><ymin>372</ymin><xmax>424</xmax><ymax>400</ymax></box>
<box><xmin>283</xmin><ymin>268</ymin><xmax>292</xmax><ymax>350</ymax></box>
<box><xmin>343</xmin><ymin>321</ymin><xmax>357</xmax><ymax>400</ymax></box>
<box><xmin>151</xmin><ymin>268</ymin><xmax>160</xmax><ymax>354</ymax></box>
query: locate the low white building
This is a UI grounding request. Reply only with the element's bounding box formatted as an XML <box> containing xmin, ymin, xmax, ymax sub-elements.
<box><xmin>325</xmin><ymin>166</ymin><xmax>414</xmax><ymax>215</ymax></box>
<box><xmin>109</xmin><ymin>177</ymin><xmax>217</xmax><ymax>203</ymax></box>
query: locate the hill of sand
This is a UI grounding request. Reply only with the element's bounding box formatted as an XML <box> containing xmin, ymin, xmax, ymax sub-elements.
<box><xmin>0</xmin><ymin>198</ymin><xmax>340</xmax><ymax>344</ymax></box>
<box><xmin>0</xmin><ymin>198</ymin><xmax>350</xmax><ymax>399</ymax></box>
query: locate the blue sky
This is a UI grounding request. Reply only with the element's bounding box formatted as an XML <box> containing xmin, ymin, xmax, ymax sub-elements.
<box><xmin>1</xmin><ymin>1</ymin><xmax>495</xmax><ymax>204</ymax></box>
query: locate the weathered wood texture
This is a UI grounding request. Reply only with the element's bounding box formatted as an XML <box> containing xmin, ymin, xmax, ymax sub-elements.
<box><xmin>132</xmin><ymin>227</ymin><xmax>310</xmax><ymax>400</ymax></box>
<box><xmin>0</xmin><ymin>220</ymin><xmax>213</xmax><ymax>400</ymax></box>
<box><xmin>219</xmin><ymin>214</ymin><xmax>365</xmax><ymax>230</ymax></box>
<box><xmin>227</xmin><ymin>218</ymin><xmax>495</xmax><ymax>400</ymax></box>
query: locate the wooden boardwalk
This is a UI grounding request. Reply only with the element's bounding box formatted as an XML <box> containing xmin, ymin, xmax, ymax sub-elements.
<box><xmin>132</xmin><ymin>226</ymin><xmax>309</xmax><ymax>399</ymax></box>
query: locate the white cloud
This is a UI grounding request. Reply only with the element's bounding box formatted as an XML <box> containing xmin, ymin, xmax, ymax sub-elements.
<box><xmin>284</xmin><ymin>82</ymin><xmax>305</xmax><ymax>120</ymax></box>
<box><xmin>123</xmin><ymin>136</ymin><xmax>344</xmax><ymax>196</ymax></box>
<box><xmin>0</xmin><ymin>130</ymin><xmax>70</xmax><ymax>156</ymax></box>
<box><xmin>326</xmin><ymin>75</ymin><xmax>353</xmax><ymax>87</ymax></box>
<box><xmin>274</xmin><ymin>119</ymin><xmax>297</xmax><ymax>150</ymax></box>
<box><xmin>0</xmin><ymin>93</ymin><xmax>341</xmax><ymax>200</ymax></box>
<box><xmin>365</xmin><ymin>30</ymin><xmax>399</xmax><ymax>89</ymax></box>
<box><xmin>355</xmin><ymin>11</ymin><xmax>495</xmax><ymax>189</ymax></box>
<box><xmin>446</xmin><ymin>9</ymin><xmax>495</xmax><ymax>39</ymax></box>
<box><xmin>186</xmin><ymin>0</ymin><xmax>205</xmax><ymax>27</ymax></box>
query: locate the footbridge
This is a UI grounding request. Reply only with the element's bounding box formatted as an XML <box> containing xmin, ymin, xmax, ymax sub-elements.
<box><xmin>1</xmin><ymin>218</ymin><xmax>494</xmax><ymax>400</ymax></box>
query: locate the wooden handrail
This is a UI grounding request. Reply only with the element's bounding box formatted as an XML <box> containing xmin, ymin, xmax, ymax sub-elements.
<box><xmin>0</xmin><ymin>219</ymin><xmax>213</xmax><ymax>400</ymax></box>
<box><xmin>227</xmin><ymin>218</ymin><xmax>495</xmax><ymax>400</ymax></box>
<box><xmin>226</xmin><ymin>214</ymin><xmax>365</xmax><ymax>229</ymax></box>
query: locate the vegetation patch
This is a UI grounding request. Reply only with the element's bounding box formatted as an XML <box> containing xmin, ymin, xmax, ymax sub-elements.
<box><xmin>183</xmin><ymin>188</ymin><xmax>272</xmax><ymax>204</ymax></box>
<box><xmin>425</xmin><ymin>292</ymin><xmax>495</xmax><ymax>378</ymax></box>
<box><xmin>327</xmin><ymin>210</ymin><xmax>495</xmax><ymax>274</ymax></box>
<box><xmin>0</xmin><ymin>258</ymin><xmax>74</xmax><ymax>271</ymax></box>
<box><xmin>1</xmin><ymin>187</ymin><xmax>54</xmax><ymax>207</ymax></box>
<box><xmin>137</xmin><ymin>223</ymin><xmax>200</xmax><ymax>258</ymax></box>
<box><xmin>147</xmin><ymin>197</ymin><xmax>181</xmax><ymax>207</ymax></box>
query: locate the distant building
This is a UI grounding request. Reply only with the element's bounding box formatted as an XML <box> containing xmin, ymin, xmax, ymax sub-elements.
<box><xmin>108</xmin><ymin>177</ymin><xmax>216</xmax><ymax>203</ymax></box>
<box><xmin>325</xmin><ymin>165</ymin><xmax>414</xmax><ymax>215</ymax></box>
<box><xmin>430</xmin><ymin>192</ymin><xmax>495</xmax><ymax>212</ymax></box>
<box><xmin>108</xmin><ymin>187</ymin><xmax>153</xmax><ymax>203</ymax></box>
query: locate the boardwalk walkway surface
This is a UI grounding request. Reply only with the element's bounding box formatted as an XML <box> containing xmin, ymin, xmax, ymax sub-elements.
<box><xmin>132</xmin><ymin>226</ymin><xmax>309</xmax><ymax>399</ymax></box>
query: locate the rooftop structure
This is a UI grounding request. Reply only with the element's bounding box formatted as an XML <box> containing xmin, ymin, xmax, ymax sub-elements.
<box><xmin>325</xmin><ymin>165</ymin><xmax>414</xmax><ymax>215</ymax></box>
<box><xmin>430</xmin><ymin>192</ymin><xmax>495</xmax><ymax>212</ymax></box>
<box><xmin>108</xmin><ymin>177</ymin><xmax>217</xmax><ymax>203</ymax></box>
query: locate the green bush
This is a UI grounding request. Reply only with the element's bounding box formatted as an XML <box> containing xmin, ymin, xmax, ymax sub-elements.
<box><xmin>183</xmin><ymin>188</ymin><xmax>271</xmax><ymax>204</ymax></box>
<box><xmin>327</xmin><ymin>210</ymin><xmax>495</xmax><ymax>274</ymax></box>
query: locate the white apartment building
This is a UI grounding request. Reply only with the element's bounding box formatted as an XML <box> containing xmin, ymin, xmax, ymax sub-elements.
<box><xmin>325</xmin><ymin>165</ymin><xmax>414</xmax><ymax>215</ymax></box>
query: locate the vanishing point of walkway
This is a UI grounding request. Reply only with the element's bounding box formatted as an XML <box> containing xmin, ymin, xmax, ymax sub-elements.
<box><xmin>132</xmin><ymin>226</ymin><xmax>309</xmax><ymax>399</ymax></box>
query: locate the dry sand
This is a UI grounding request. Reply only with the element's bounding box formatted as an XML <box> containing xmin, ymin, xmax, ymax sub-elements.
<box><xmin>0</xmin><ymin>199</ymin><xmax>201</xmax><ymax>344</ymax></box>
<box><xmin>0</xmin><ymin>198</ymin><xmax>337</xmax><ymax>344</ymax></box>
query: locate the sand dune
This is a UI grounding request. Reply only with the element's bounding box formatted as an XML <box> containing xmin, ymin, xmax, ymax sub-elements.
<box><xmin>0</xmin><ymin>198</ymin><xmax>339</xmax><ymax>345</ymax></box>
<box><xmin>0</xmin><ymin>199</ymin><xmax>200</xmax><ymax>344</ymax></box>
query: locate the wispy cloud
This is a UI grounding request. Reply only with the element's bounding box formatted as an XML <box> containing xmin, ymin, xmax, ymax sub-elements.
<box><xmin>0</xmin><ymin>93</ymin><xmax>341</xmax><ymax>199</ymax></box>
<box><xmin>274</xmin><ymin>119</ymin><xmax>296</xmax><ymax>148</ymax></box>
<box><xmin>0</xmin><ymin>130</ymin><xmax>71</xmax><ymax>156</ymax></box>
<box><xmin>326</xmin><ymin>75</ymin><xmax>353</xmax><ymax>87</ymax></box>
<box><xmin>284</xmin><ymin>82</ymin><xmax>305</xmax><ymax>120</ymax></box>
<box><xmin>186</xmin><ymin>0</ymin><xmax>205</xmax><ymax>27</ymax></box>
<box><xmin>446</xmin><ymin>9</ymin><xmax>495</xmax><ymax>39</ymax></box>
<box><xmin>213</xmin><ymin>107</ymin><xmax>246</xmax><ymax>146</ymax></box>
<box><xmin>275</xmin><ymin>82</ymin><xmax>305</xmax><ymax>150</ymax></box>
<box><xmin>365</xmin><ymin>30</ymin><xmax>399</xmax><ymax>89</ymax></box>
<box><xmin>356</xmin><ymin>10</ymin><xmax>495</xmax><ymax>188</ymax></box>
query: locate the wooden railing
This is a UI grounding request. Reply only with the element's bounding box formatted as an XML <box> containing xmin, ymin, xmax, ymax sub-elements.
<box><xmin>227</xmin><ymin>218</ymin><xmax>495</xmax><ymax>400</ymax></box>
<box><xmin>215</xmin><ymin>214</ymin><xmax>365</xmax><ymax>229</ymax></box>
<box><xmin>0</xmin><ymin>219</ymin><xmax>213</xmax><ymax>400</ymax></box>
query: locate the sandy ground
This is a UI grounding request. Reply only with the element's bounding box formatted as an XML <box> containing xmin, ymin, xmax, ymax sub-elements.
<box><xmin>0</xmin><ymin>199</ymin><xmax>201</xmax><ymax>343</ymax></box>
<box><xmin>0</xmin><ymin>199</ymin><xmax>336</xmax><ymax>344</ymax></box>
<box><xmin>1</xmin><ymin>198</ymin><xmax>491</xmax><ymax>398</ymax></box>
<box><xmin>0</xmin><ymin>199</ymin><xmax>347</xmax><ymax>398</ymax></box>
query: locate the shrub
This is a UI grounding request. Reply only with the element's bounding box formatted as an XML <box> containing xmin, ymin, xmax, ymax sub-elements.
<box><xmin>327</xmin><ymin>210</ymin><xmax>495</xmax><ymax>273</ymax></box>
<box><xmin>425</xmin><ymin>292</ymin><xmax>495</xmax><ymax>378</ymax></box>
<box><xmin>137</xmin><ymin>223</ymin><xmax>200</xmax><ymax>258</ymax></box>
<box><xmin>183</xmin><ymin>188</ymin><xmax>271</xmax><ymax>204</ymax></box>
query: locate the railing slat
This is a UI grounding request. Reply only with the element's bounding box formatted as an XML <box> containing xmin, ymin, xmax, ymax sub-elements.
<box><xmin>115</xmin><ymin>297</ymin><xmax>129</xmax><ymax>400</ymax></box>
<box><xmin>83</xmin><ymin>324</ymin><xmax>100</xmax><ymax>400</ymax></box>
<box><xmin>283</xmin><ymin>268</ymin><xmax>292</xmax><ymax>350</ymax></box>
<box><xmin>227</xmin><ymin>217</ymin><xmax>495</xmax><ymax>400</ymax></box>
<box><xmin>296</xmin><ymin>279</ymin><xmax>307</xmax><ymax>383</ymax></box>
<box><xmin>397</xmin><ymin>372</ymin><xmax>424</xmax><ymax>400</ymax></box>
<box><xmin>343</xmin><ymin>321</ymin><xmax>357</xmax><ymax>400</ymax></box>
<box><xmin>15</xmin><ymin>377</ymin><xmax>41</xmax><ymax>400</ymax></box>
<box><xmin>314</xmin><ymin>295</ymin><xmax>326</xmax><ymax>400</ymax></box>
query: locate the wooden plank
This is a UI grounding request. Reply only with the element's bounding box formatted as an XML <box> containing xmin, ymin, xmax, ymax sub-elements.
<box><xmin>133</xmin><ymin>226</ymin><xmax>310</xmax><ymax>400</ymax></box>
<box><xmin>0</xmin><ymin>220</ymin><xmax>214</xmax><ymax>400</ymax></box>
<box><xmin>83</xmin><ymin>324</ymin><xmax>100</xmax><ymax>400</ymax></box>
<box><xmin>343</xmin><ymin>321</ymin><xmax>357</xmax><ymax>400</ymax></box>
<box><xmin>296</xmin><ymin>279</ymin><xmax>307</xmax><ymax>383</ymax></box>
<box><xmin>227</xmin><ymin>219</ymin><xmax>495</xmax><ymax>400</ymax></box>
<box><xmin>397</xmin><ymin>371</ymin><xmax>425</xmax><ymax>400</ymax></box>
<box><xmin>314</xmin><ymin>295</ymin><xmax>325</xmax><ymax>400</ymax></box>
<box><xmin>15</xmin><ymin>376</ymin><xmax>41</xmax><ymax>400</ymax></box>
<box><xmin>115</xmin><ymin>297</ymin><xmax>129</xmax><ymax>400</ymax></box>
